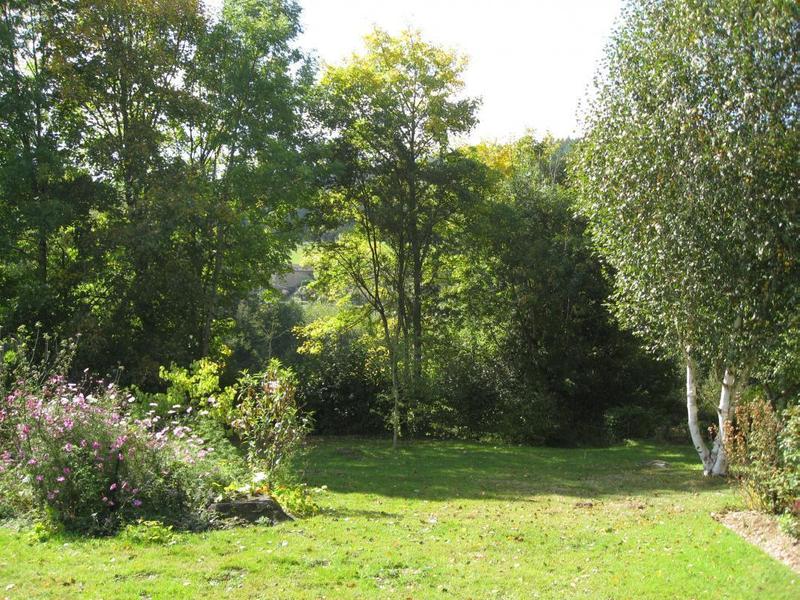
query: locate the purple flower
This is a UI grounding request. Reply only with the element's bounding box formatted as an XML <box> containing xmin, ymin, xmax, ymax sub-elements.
<box><xmin>63</xmin><ymin>467</ymin><xmax>71</xmax><ymax>475</ymax></box>
<box><xmin>35</xmin><ymin>475</ymin><xmax>44</xmax><ymax>482</ymax></box>
<box><xmin>91</xmin><ymin>441</ymin><xmax>101</xmax><ymax>450</ymax></box>
<box><xmin>132</xmin><ymin>499</ymin><xmax>143</xmax><ymax>507</ymax></box>
<box><xmin>63</xmin><ymin>443</ymin><xmax>73</xmax><ymax>453</ymax></box>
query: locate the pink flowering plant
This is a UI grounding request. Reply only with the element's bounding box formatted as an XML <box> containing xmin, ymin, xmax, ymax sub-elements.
<box><xmin>2</xmin><ymin>376</ymin><xmax>214</xmax><ymax>534</ymax></box>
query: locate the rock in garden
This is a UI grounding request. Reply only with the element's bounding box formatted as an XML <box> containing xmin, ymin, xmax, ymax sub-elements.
<box><xmin>208</xmin><ymin>497</ymin><xmax>293</xmax><ymax>524</ymax></box>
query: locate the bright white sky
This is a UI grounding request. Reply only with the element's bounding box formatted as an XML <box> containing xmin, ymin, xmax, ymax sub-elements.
<box><xmin>208</xmin><ymin>0</ymin><xmax>624</xmax><ymax>143</ymax></box>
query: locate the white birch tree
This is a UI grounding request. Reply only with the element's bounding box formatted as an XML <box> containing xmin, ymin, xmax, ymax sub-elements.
<box><xmin>575</xmin><ymin>0</ymin><xmax>799</xmax><ymax>475</ymax></box>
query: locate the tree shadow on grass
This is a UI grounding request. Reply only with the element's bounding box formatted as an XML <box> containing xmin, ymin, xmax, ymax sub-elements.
<box><xmin>303</xmin><ymin>437</ymin><xmax>728</xmax><ymax>501</ymax></box>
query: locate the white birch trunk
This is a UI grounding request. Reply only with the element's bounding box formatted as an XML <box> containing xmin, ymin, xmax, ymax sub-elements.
<box><xmin>685</xmin><ymin>357</ymin><xmax>713</xmax><ymax>475</ymax></box>
<box><xmin>710</xmin><ymin>368</ymin><xmax>735</xmax><ymax>476</ymax></box>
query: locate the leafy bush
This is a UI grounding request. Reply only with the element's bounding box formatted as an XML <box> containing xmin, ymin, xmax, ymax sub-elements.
<box><xmin>778</xmin><ymin>513</ymin><xmax>800</xmax><ymax>540</ymax></box>
<box><xmin>131</xmin><ymin>358</ymin><xmax>236</xmax><ymax>425</ymax></box>
<box><xmin>0</xmin><ymin>462</ymin><xmax>34</xmax><ymax>520</ymax></box>
<box><xmin>230</xmin><ymin>360</ymin><xmax>312</xmax><ymax>484</ymax></box>
<box><xmin>604</xmin><ymin>405</ymin><xmax>656</xmax><ymax>443</ymax></box>
<box><xmin>297</xmin><ymin>330</ymin><xmax>387</xmax><ymax>435</ymax></box>
<box><xmin>727</xmin><ymin>399</ymin><xmax>800</xmax><ymax>515</ymax></box>
<box><xmin>2</xmin><ymin>376</ymin><xmax>215</xmax><ymax>534</ymax></box>
<box><xmin>271</xmin><ymin>484</ymin><xmax>321</xmax><ymax>518</ymax></box>
<box><xmin>120</xmin><ymin>520</ymin><xmax>176</xmax><ymax>546</ymax></box>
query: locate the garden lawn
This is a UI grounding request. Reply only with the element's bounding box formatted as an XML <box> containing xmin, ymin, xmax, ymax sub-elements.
<box><xmin>0</xmin><ymin>439</ymin><xmax>796</xmax><ymax>599</ymax></box>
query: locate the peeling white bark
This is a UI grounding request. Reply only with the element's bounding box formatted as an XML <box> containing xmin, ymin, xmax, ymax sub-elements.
<box><xmin>686</xmin><ymin>357</ymin><xmax>713</xmax><ymax>475</ymax></box>
<box><xmin>710</xmin><ymin>368</ymin><xmax>735</xmax><ymax>476</ymax></box>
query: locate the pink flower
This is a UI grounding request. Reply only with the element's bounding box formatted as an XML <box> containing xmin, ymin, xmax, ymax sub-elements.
<box><xmin>109</xmin><ymin>483</ymin><xmax>117</xmax><ymax>491</ymax></box>
<box><xmin>91</xmin><ymin>441</ymin><xmax>101</xmax><ymax>450</ymax></box>
<box><xmin>63</xmin><ymin>443</ymin><xmax>73</xmax><ymax>453</ymax></box>
<box><xmin>56</xmin><ymin>476</ymin><xmax>65</xmax><ymax>483</ymax></box>
<box><xmin>132</xmin><ymin>499</ymin><xmax>142</xmax><ymax>507</ymax></box>
<box><xmin>36</xmin><ymin>475</ymin><xmax>44</xmax><ymax>482</ymax></box>
<box><xmin>63</xmin><ymin>418</ymin><xmax>74</xmax><ymax>430</ymax></box>
<box><xmin>63</xmin><ymin>467</ymin><xmax>71</xmax><ymax>475</ymax></box>
<box><xmin>80</xmin><ymin>439</ymin><xmax>88</xmax><ymax>448</ymax></box>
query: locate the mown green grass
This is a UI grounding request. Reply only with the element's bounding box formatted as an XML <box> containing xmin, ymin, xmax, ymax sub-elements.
<box><xmin>0</xmin><ymin>439</ymin><xmax>796</xmax><ymax>599</ymax></box>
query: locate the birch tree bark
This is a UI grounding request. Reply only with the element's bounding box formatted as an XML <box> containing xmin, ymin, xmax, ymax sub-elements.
<box><xmin>685</xmin><ymin>356</ymin><xmax>712</xmax><ymax>474</ymax></box>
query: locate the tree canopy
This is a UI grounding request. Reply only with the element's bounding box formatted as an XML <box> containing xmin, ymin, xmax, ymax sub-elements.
<box><xmin>575</xmin><ymin>0</ymin><xmax>799</xmax><ymax>473</ymax></box>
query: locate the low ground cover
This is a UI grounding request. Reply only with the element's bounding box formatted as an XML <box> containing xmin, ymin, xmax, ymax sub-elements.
<box><xmin>0</xmin><ymin>439</ymin><xmax>796</xmax><ymax>599</ymax></box>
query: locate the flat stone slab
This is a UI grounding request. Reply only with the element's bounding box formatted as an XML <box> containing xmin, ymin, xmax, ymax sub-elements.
<box><xmin>209</xmin><ymin>497</ymin><xmax>293</xmax><ymax>524</ymax></box>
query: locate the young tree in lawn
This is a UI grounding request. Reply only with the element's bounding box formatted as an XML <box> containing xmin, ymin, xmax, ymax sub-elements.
<box><xmin>316</xmin><ymin>29</ymin><xmax>485</xmax><ymax>445</ymax></box>
<box><xmin>575</xmin><ymin>0</ymin><xmax>799</xmax><ymax>475</ymax></box>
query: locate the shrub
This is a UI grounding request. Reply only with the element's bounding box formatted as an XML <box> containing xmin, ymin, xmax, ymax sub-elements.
<box><xmin>129</xmin><ymin>359</ymin><xmax>236</xmax><ymax>426</ymax></box>
<box><xmin>0</xmin><ymin>462</ymin><xmax>34</xmax><ymax>520</ymax></box>
<box><xmin>604</xmin><ymin>405</ymin><xmax>656</xmax><ymax>443</ymax></box>
<box><xmin>3</xmin><ymin>376</ymin><xmax>214</xmax><ymax>534</ymax></box>
<box><xmin>778</xmin><ymin>513</ymin><xmax>800</xmax><ymax>540</ymax></box>
<box><xmin>120</xmin><ymin>520</ymin><xmax>176</xmax><ymax>546</ymax></box>
<box><xmin>727</xmin><ymin>399</ymin><xmax>800</xmax><ymax>515</ymax></box>
<box><xmin>230</xmin><ymin>360</ymin><xmax>312</xmax><ymax>484</ymax></box>
<box><xmin>297</xmin><ymin>331</ymin><xmax>387</xmax><ymax>436</ymax></box>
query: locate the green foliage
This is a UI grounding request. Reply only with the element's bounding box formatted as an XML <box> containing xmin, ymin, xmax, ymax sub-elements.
<box><xmin>226</xmin><ymin>295</ymin><xmax>305</xmax><ymax>377</ymax></box>
<box><xmin>0</xmin><ymin>0</ymin><xmax>316</xmax><ymax>386</ymax></box>
<box><xmin>314</xmin><ymin>28</ymin><xmax>488</xmax><ymax>442</ymax></box>
<box><xmin>158</xmin><ymin>359</ymin><xmax>236</xmax><ymax>424</ymax></box>
<box><xmin>604</xmin><ymin>405</ymin><xmax>656</xmax><ymax>444</ymax></box>
<box><xmin>296</xmin><ymin>324</ymin><xmax>388</xmax><ymax>436</ymax></box>
<box><xmin>777</xmin><ymin>513</ymin><xmax>800</xmax><ymax>540</ymax></box>
<box><xmin>26</xmin><ymin>518</ymin><xmax>63</xmax><ymax>544</ymax></box>
<box><xmin>270</xmin><ymin>484</ymin><xmax>321</xmax><ymax>518</ymax></box>
<box><xmin>230</xmin><ymin>360</ymin><xmax>312</xmax><ymax>482</ymax></box>
<box><xmin>425</xmin><ymin>136</ymin><xmax>680</xmax><ymax>445</ymax></box>
<box><xmin>727</xmin><ymin>400</ymin><xmax>800</xmax><ymax>514</ymax></box>
<box><xmin>0</xmin><ymin>464</ymin><xmax>33</xmax><ymax>520</ymax></box>
<box><xmin>575</xmin><ymin>0</ymin><xmax>800</xmax><ymax>376</ymax></box>
<box><xmin>120</xmin><ymin>520</ymin><xmax>176</xmax><ymax>546</ymax></box>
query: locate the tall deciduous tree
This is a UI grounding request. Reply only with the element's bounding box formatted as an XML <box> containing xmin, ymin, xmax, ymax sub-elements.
<box><xmin>576</xmin><ymin>0</ymin><xmax>799</xmax><ymax>474</ymax></box>
<box><xmin>175</xmin><ymin>0</ymin><xmax>314</xmax><ymax>357</ymax></box>
<box><xmin>316</xmin><ymin>29</ymin><xmax>485</xmax><ymax>445</ymax></box>
<box><xmin>21</xmin><ymin>0</ymin><xmax>316</xmax><ymax>382</ymax></box>
<box><xmin>0</xmin><ymin>0</ymin><xmax>105</xmax><ymax>330</ymax></box>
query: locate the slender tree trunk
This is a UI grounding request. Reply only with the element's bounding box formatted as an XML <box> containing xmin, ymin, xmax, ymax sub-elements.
<box><xmin>200</xmin><ymin>223</ymin><xmax>224</xmax><ymax>357</ymax></box>
<box><xmin>378</xmin><ymin>310</ymin><xmax>401</xmax><ymax>449</ymax></box>
<box><xmin>37</xmin><ymin>230</ymin><xmax>47</xmax><ymax>283</ymax></box>
<box><xmin>685</xmin><ymin>356</ymin><xmax>713</xmax><ymax>474</ymax></box>
<box><xmin>411</xmin><ymin>245</ymin><xmax>422</xmax><ymax>390</ymax></box>
<box><xmin>710</xmin><ymin>368</ymin><xmax>735</xmax><ymax>476</ymax></box>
